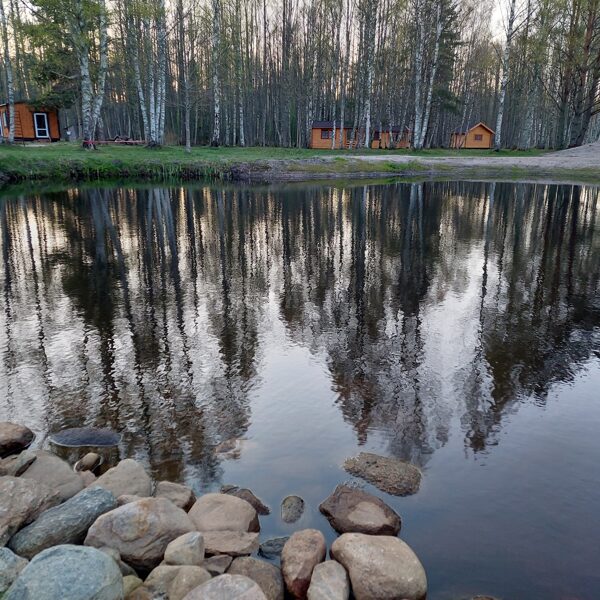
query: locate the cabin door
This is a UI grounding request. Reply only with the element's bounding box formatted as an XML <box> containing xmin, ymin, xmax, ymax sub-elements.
<box><xmin>33</xmin><ymin>113</ymin><xmax>50</xmax><ymax>139</ymax></box>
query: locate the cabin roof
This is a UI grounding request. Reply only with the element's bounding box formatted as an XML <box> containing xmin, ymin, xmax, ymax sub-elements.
<box><xmin>452</xmin><ymin>122</ymin><xmax>495</xmax><ymax>135</ymax></box>
<box><xmin>0</xmin><ymin>100</ymin><xmax>56</xmax><ymax>110</ymax></box>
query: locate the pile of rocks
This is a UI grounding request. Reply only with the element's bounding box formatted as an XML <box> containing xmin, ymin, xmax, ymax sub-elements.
<box><xmin>0</xmin><ymin>421</ymin><xmax>429</xmax><ymax>599</ymax></box>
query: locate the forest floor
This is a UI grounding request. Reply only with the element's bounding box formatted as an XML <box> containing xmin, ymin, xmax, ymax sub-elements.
<box><xmin>0</xmin><ymin>142</ymin><xmax>598</xmax><ymax>187</ymax></box>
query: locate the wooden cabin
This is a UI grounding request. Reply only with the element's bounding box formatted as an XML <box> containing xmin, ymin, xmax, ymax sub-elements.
<box><xmin>0</xmin><ymin>101</ymin><xmax>60</xmax><ymax>142</ymax></box>
<box><xmin>310</xmin><ymin>121</ymin><xmax>361</xmax><ymax>149</ymax></box>
<box><xmin>371</xmin><ymin>126</ymin><xmax>411</xmax><ymax>149</ymax></box>
<box><xmin>450</xmin><ymin>122</ymin><xmax>494</xmax><ymax>149</ymax></box>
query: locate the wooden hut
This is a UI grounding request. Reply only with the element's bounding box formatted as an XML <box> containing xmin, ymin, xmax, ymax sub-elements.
<box><xmin>0</xmin><ymin>101</ymin><xmax>60</xmax><ymax>142</ymax></box>
<box><xmin>310</xmin><ymin>121</ymin><xmax>361</xmax><ymax>149</ymax></box>
<box><xmin>450</xmin><ymin>122</ymin><xmax>494</xmax><ymax>149</ymax></box>
<box><xmin>371</xmin><ymin>126</ymin><xmax>411</xmax><ymax>149</ymax></box>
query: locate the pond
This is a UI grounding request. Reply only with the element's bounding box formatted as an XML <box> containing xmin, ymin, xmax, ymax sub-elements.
<box><xmin>0</xmin><ymin>180</ymin><xmax>599</xmax><ymax>599</ymax></box>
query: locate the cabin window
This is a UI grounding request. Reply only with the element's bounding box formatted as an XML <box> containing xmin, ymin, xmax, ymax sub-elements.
<box><xmin>34</xmin><ymin>113</ymin><xmax>50</xmax><ymax>139</ymax></box>
<box><xmin>474</xmin><ymin>134</ymin><xmax>483</xmax><ymax>141</ymax></box>
<box><xmin>373</xmin><ymin>131</ymin><xmax>380</xmax><ymax>141</ymax></box>
<box><xmin>1</xmin><ymin>111</ymin><xmax>7</xmax><ymax>128</ymax></box>
<box><xmin>320</xmin><ymin>129</ymin><xmax>332</xmax><ymax>139</ymax></box>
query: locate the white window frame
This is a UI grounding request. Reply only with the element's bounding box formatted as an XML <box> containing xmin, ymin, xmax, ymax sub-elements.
<box><xmin>33</xmin><ymin>112</ymin><xmax>50</xmax><ymax>139</ymax></box>
<box><xmin>1</xmin><ymin>112</ymin><xmax>7</xmax><ymax>129</ymax></box>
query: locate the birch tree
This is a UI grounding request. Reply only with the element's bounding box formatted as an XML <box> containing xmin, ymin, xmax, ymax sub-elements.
<box><xmin>0</xmin><ymin>0</ymin><xmax>15</xmax><ymax>143</ymax></box>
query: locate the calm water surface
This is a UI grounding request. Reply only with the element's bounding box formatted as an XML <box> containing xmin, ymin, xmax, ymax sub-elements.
<box><xmin>0</xmin><ymin>181</ymin><xmax>599</xmax><ymax>599</ymax></box>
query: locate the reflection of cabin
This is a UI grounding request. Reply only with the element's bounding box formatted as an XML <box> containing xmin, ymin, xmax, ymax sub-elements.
<box><xmin>0</xmin><ymin>101</ymin><xmax>60</xmax><ymax>142</ymax></box>
<box><xmin>450</xmin><ymin>122</ymin><xmax>494</xmax><ymax>149</ymax></box>
<box><xmin>371</xmin><ymin>126</ymin><xmax>412</xmax><ymax>149</ymax></box>
<box><xmin>310</xmin><ymin>121</ymin><xmax>361</xmax><ymax>149</ymax></box>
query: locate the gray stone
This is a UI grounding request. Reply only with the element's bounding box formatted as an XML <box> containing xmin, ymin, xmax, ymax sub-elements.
<box><xmin>0</xmin><ymin>548</ymin><xmax>28</xmax><ymax>593</ymax></box>
<box><xmin>20</xmin><ymin>450</ymin><xmax>84</xmax><ymax>502</ymax></box>
<box><xmin>49</xmin><ymin>427</ymin><xmax>120</xmax><ymax>448</ymax></box>
<box><xmin>74</xmin><ymin>452</ymin><xmax>102</xmax><ymax>472</ymax></box>
<box><xmin>343</xmin><ymin>452</ymin><xmax>422</xmax><ymax>496</ymax></box>
<box><xmin>93</xmin><ymin>459</ymin><xmax>152</xmax><ymax>498</ymax></box>
<box><xmin>0</xmin><ymin>451</ymin><xmax>37</xmax><ymax>477</ymax></box>
<box><xmin>258</xmin><ymin>537</ymin><xmax>288</xmax><ymax>560</ymax></box>
<box><xmin>280</xmin><ymin>496</ymin><xmax>304</xmax><ymax>523</ymax></box>
<box><xmin>0</xmin><ymin>423</ymin><xmax>34</xmax><ymax>458</ymax></box>
<box><xmin>189</xmin><ymin>494</ymin><xmax>259</xmax><ymax>533</ymax></box>
<box><xmin>203</xmin><ymin>531</ymin><xmax>260</xmax><ymax>557</ymax></box>
<box><xmin>203</xmin><ymin>555</ymin><xmax>232</xmax><ymax>575</ymax></box>
<box><xmin>9</xmin><ymin>487</ymin><xmax>117</xmax><ymax>559</ymax></box>
<box><xmin>182</xmin><ymin>574</ymin><xmax>267</xmax><ymax>599</ymax></box>
<box><xmin>123</xmin><ymin>575</ymin><xmax>143</xmax><ymax>597</ymax></box>
<box><xmin>5</xmin><ymin>544</ymin><xmax>123</xmax><ymax>600</ymax></box>
<box><xmin>125</xmin><ymin>585</ymin><xmax>154</xmax><ymax>600</ymax></box>
<box><xmin>144</xmin><ymin>565</ymin><xmax>183</xmax><ymax>595</ymax></box>
<box><xmin>318</xmin><ymin>484</ymin><xmax>401</xmax><ymax>535</ymax></box>
<box><xmin>85</xmin><ymin>497</ymin><xmax>195</xmax><ymax>570</ymax></box>
<box><xmin>281</xmin><ymin>529</ymin><xmax>326</xmax><ymax>598</ymax></box>
<box><xmin>0</xmin><ymin>476</ymin><xmax>60</xmax><ymax>545</ymax></box>
<box><xmin>155</xmin><ymin>481</ymin><xmax>195</xmax><ymax>511</ymax></box>
<box><xmin>330</xmin><ymin>533</ymin><xmax>427</xmax><ymax>600</ymax></box>
<box><xmin>169</xmin><ymin>566</ymin><xmax>213</xmax><ymax>600</ymax></box>
<box><xmin>228</xmin><ymin>557</ymin><xmax>284</xmax><ymax>600</ymax></box>
<box><xmin>164</xmin><ymin>532</ymin><xmax>205</xmax><ymax>566</ymax></box>
<box><xmin>221</xmin><ymin>486</ymin><xmax>270</xmax><ymax>515</ymax></box>
<box><xmin>79</xmin><ymin>470</ymin><xmax>97</xmax><ymax>486</ymax></box>
<box><xmin>97</xmin><ymin>547</ymin><xmax>137</xmax><ymax>577</ymax></box>
<box><xmin>307</xmin><ymin>561</ymin><xmax>349</xmax><ymax>600</ymax></box>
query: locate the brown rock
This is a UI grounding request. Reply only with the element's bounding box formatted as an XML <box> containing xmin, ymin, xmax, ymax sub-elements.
<box><xmin>203</xmin><ymin>531</ymin><xmax>260</xmax><ymax>557</ymax></box>
<box><xmin>221</xmin><ymin>486</ymin><xmax>270</xmax><ymax>515</ymax></box>
<box><xmin>182</xmin><ymin>574</ymin><xmax>267</xmax><ymax>599</ymax></box>
<box><xmin>189</xmin><ymin>493</ymin><xmax>259</xmax><ymax>533</ymax></box>
<box><xmin>93</xmin><ymin>459</ymin><xmax>152</xmax><ymax>498</ymax></box>
<box><xmin>156</xmin><ymin>481</ymin><xmax>196</xmax><ymax>511</ymax></box>
<box><xmin>228</xmin><ymin>557</ymin><xmax>284</xmax><ymax>600</ymax></box>
<box><xmin>164</xmin><ymin>532</ymin><xmax>205</xmax><ymax>566</ymax></box>
<box><xmin>307</xmin><ymin>561</ymin><xmax>349</xmax><ymax>600</ymax></box>
<box><xmin>281</xmin><ymin>529</ymin><xmax>326</xmax><ymax>599</ymax></box>
<box><xmin>0</xmin><ymin>450</ymin><xmax>36</xmax><ymax>477</ymax></box>
<box><xmin>169</xmin><ymin>566</ymin><xmax>213</xmax><ymax>600</ymax></box>
<box><xmin>0</xmin><ymin>422</ymin><xmax>34</xmax><ymax>458</ymax></box>
<box><xmin>203</xmin><ymin>555</ymin><xmax>232</xmax><ymax>575</ymax></box>
<box><xmin>74</xmin><ymin>452</ymin><xmax>102</xmax><ymax>472</ymax></box>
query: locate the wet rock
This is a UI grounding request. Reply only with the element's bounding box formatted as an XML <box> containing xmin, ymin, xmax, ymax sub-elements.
<box><xmin>280</xmin><ymin>529</ymin><xmax>326</xmax><ymax>598</ymax></box>
<box><xmin>0</xmin><ymin>422</ymin><xmax>34</xmax><ymax>458</ymax></box>
<box><xmin>330</xmin><ymin>533</ymin><xmax>427</xmax><ymax>600</ymax></box>
<box><xmin>20</xmin><ymin>450</ymin><xmax>84</xmax><ymax>502</ymax></box>
<box><xmin>214</xmin><ymin>439</ymin><xmax>242</xmax><ymax>459</ymax></box>
<box><xmin>169</xmin><ymin>566</ymin><xmax>213</xmax><ymax>600</ymax></box>
<box><xmin>306</xmin><ymin>561</ymin><xmax>349</xmax><ymax>600</ymax></box>
<box><xmin>182</xmin><ymin>574</ymin><xmax>267</xmax><ymax>599</ymax></box>
<box><xmin>123</xmin><ymin>575</ymin><xmax>143</xmax><ymax>597</ymax></box>
<box><xmin>203</xmin><ymin>555</ymin><xmax>232</xmax><ymax>575</ymax></box>
<box><xmin>164</xmin><ymin>532</ymin><xmax>205</xmax><ymax>566</ymax></box>
<box><xmin>318</xmin><ymin>484</ymin><xmax>401</xmax><ymax>535</ymax></box>
<box><xmin>258</xmin><ymin>537</ymin><xmax>288</xmax><ymax>560</ymax></box>
<box><xmin>0</xmin><ymin>548</ymin><xmax>28</xmax><ymax>593</ymax></box>
<box><xmin>221</xmin><ymin>485</ymin><xmax>270</xmax><ymax>515</ymax></box>
<box><xmin>203</xmin><ymin>531</ymin><xmax>260</xmax><ymax>557</ymax></box>
<box><xmin>343</xmin><ymin>452</ymin><xmax>421</xmax><ymax>496</ymax></box>
<box><xmin>9</xmin><ymin>486</ymin><xmax>117</xmax><ymax>559</ymax></box>
<box><xmin>93</xmin><ymin>459</ymin><xmax>152</xmax><ymax>498</ymax></box>
<box><xmin>84</xmin><ymin>497</ymin><xmax>194</xmax><ymax>570</ymax></box>
<box><xmin>228</xmin><ymin>557</ymin><xmax>284</xmax><ymax>600</ymax></box>
<box><xmin>48</xmin><ymin>427</ymin><xmax>120</xmax><ymax>448</ymax></box>
<box><xmin>74</xmin><ymin>452</ymin><xmax>102</xmax><ymax>473</ymax></box>
<box><xmin>189</xmin><ymin>493</ymin><xmax>260</xmax><ymax>533</ymax></box>
<box><xmin>5</xmin><ymin>544</ymin><xmax>123</xmax><ymax>600</ymax></box>
<box><xmin>156</xmin><ymin>481</ymin><xmax>196</xmax><ymax>511</ymax></box>
<box><xmin>281</xmin><ymin>496</ymin><xmax>304</xmax><ymax>523</ymax></box>
<box><xmin>0</xmin><ymin>451</ymin><xmax>37</xmax><ymax>477</ymax></box>
<box><xmin>0</xmin><ymin>476</ymin><xmax>60</xmax><ymax>545</ymax></box>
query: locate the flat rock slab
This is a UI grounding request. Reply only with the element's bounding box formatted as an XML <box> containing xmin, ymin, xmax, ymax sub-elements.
<box><xmin>281</xmin><ymin>529</ymin><xmax>326</xmax><ymax>598</ymax></box>
<box><xmin>280</xmin><ymin>496</ymin><xmax>304</xmax><ymax>523</ymax></box>
<box><xmin>0</xmin><ymin>548</ymin><xmax>28</xmax><ymax>593</ymax></box>
<box><xmin>189</xmin><ymin>493</ymin><xmax>260</xmax><ymax>533</ymax></box>
<box><xmin>343</xmin><ymin>452</ymin><xmax>422</xmax><ymax>496</ymax></box>
<box><xmin>92</xmin><ymin>458</ymin><xmax>152</xmax><ymax>498</ymax></box>
<box><xmin>258</xmin><ymin>537</ymin><xmax>289</xmax><ymax>561</ymax></box>
<box><xmin>48</xmin><ymin>427</ymin><xmax>120</xmax><ymax>448</ymax></box>
<box><xmin>5</xmin><ymin>544</ymin><xmax>123</xmax><ymax>600</ymax></box>
<box><xmin>331</xmin><ymin>533</ymin><xmax>427</xmax><ymax>600</ymax></box>
<box><xmin>183</xmin><ymin>574</ymin><xmax>267</xmax><ymax>599</ymax></box>
<box><xmin>0</xmin><ymin>422</ymin><xmax>34</xmax><ymax>458</ymax></box>
<box><xmin>228</xmin><ymin>557</ymin><xmax>284</xmax><ymax>600</ymax></box>
<box><xmin>203</xmin><ymin>531</ymin><xmax>260</xmax><ymax>557</ymax></box>
<box><xmin>319</xmin><ymin>484</ymin><xmax>401</xmax><ymax>535</ymax></box>
<box><xmin>221</xmin><ymin>485</ymin><xmax>270</xmax><ymax>515</ymax></box>
<box><xmin>307</xmin><ymin>560</ymin><xmax>349</xmax><ymax>600</ymax></box>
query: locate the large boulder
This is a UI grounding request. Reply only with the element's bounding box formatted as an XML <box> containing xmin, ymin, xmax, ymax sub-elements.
<box><xmin>156</xmin><ymin>481</ymin><xmax>196</xmax><ymax>511</ymax></box>
<box><xmin>330</xmin><ymin>533</ymin><xmax>427</xmax><ymax>600</ymax></box>
<box><xmin>318</xmin><ymin>484</ymin><xmax>401</xmax><ymax>535</ymax></box>
<box><xmin>9</xmin><ymin>486</ymin><xmax>117</xmax><ymax>559</ymax></box>
<box><xmin>307</xmin><ymin>561</ymin><xmax>349</xmax><ymax>600</ymax></box>
<box><xmin>0</xmin><ymin>548</ymin><xmax>28</xmax><ymax>593</ymax></box>
<box><xmin>343</xmin><ymin>453</ymin><xmax>421</xmax><ymax>496</ymax></box>
<box><xmin>280</xmin><ymin>529</ymin><xmax>326</xmax><ymax>599</ymax></box>
<box><xmin>221</xmin><ymin>486</ymin><xmax>270</xmax><ymax>515</ymax></box>
<box><xmin>0</xmin><ymin>476</ymin><xmax>60</xmax><ymax>545</ymax></box>
<box><xmin>19</xmin><ymin>450</ymin><xmax>84</xmax><ymax>502</ymax></box>
<box><xmin>202</xmin><ymin>531</ymin><xmax>260</xmax><ymax>557</ymax></box>
<box><xmin>228</xmin><ymin>557</ymin><xmax>284</xmax><ymax>600</ymax></box>
<box><xmin>182</xmin><ymin>574</ymin><xmax>267</xmax><ymax>599</ymax></box>
<box><xmin>0</xmin><ymin>422</ymin><xmax>34</xmax><ymax>458</ymax></box>
<box><xmin>5</xmin><ymin>544</ymin><xmax>123</xmax><ymax>600</ymax></box>
<box><xmin>92</xmin><ymin>459</ymin><xmax>152</xmax><ymax>498</ymax></box>
<box><xmin>189</xmin><ymin>494</ymin><xmax>259</xmax><ymax>533</ymax></box>
<box><xmin>164</xmin><ymin>532</ymin><xmax>205</xmax><ymax>566</ymax></box>
<box><xmin>84</xmin><ymin>497</ymin><xmax>194</xmax><ymax>570</ymax></box>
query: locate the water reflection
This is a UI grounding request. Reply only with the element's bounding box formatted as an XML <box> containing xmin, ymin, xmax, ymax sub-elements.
<box><xmin>0</xmin><ymin>181</ymin><xmax>598</xmax><ymax>480</ymax></box>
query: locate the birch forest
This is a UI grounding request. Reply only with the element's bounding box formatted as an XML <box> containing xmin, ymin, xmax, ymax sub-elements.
<box><xmin>1</xmin><ymin>0</ymin><xmax>600</xmax><ymax>148</ymax></box>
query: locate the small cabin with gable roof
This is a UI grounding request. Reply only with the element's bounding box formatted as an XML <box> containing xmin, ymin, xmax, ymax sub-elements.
<box><xmin>0</xmin><ymin>101</ymin><xmax>60</xmax><ymax>142</ymax></box>
<box><xmin>310</xmin><ymin>121</ymin><xmax>362</xmax><ymax>149</ymax></box>
<box><xmin>450</xmin><ymin>122</ymin><xmax>494</xmax><ymax>149</ymax></box>
<box><xmin>371</xmin><ymin>126</ymin><xmax>412</xmax><ymax>149</ymax></box>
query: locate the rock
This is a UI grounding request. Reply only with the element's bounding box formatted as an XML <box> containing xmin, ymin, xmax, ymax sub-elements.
<box><xmin>221</xmin><ymin>486</ymin><xmax>270</xmax><ymax>516</ymax></box>
<box><xmin>182</xmin><ymin>574</ymin><xmax>267</xmax><ymax>599</ymax></box>
<box><xmin>84</xmin><ymin>497</ymin><xmax>195</xmax><ymax>570</ymax></box>
<box><xmin>164</xmin><ymin>532</ymin><xmax>205</xmax><ymax>566</ymax></box>
<box><xmin>156</xmin><ymin>481</ymin><xmax>195</xmax><ymax>511</ymax></box>
<box><xmin>8</xmin><ymin>486</ymin><xmax>117</xmax><ymax>559</ymax></box>
<box><xmin>79</xmin><ymin>470</ymin><xmax>97</xmax><ymax>486</ymax></box>
<box><xmin>228</xmin><ymin>557</ymin><xmax>284</xmax><ymax>600</ymax></box>
<box><xmin>168</xmin><ymin>566</ymin><xmax>213</xmax><ymax>600</ymax></box>
<box><xmin>20</xmin><ymin>450</ymin><xmax>84</xmax><ymax>502</ymax></box>
<box><xmin>74</xmin><ymin>452</ymin><xmax>102</xmax><ymax>472</ymax></box>
<box><xmin>318</xmin><ymin>484</ymin><xmax>401</xmax><ymax>535</ymax></box>
<box><xmin>49</xmin><ymin>427</ymin><xmax>120</xmax><ymax>448</ymax></box>
<box><xmin>0</xmin><ymin>451</ymin><xmax>37</xmax><ymax>477</ymax></box>
<box><xmin>125</xmin><ymin>585</ymin><xmax>153</xmax><ymax>600</ymax></box>
<box><xmin>189</xmin><ymin>494</ymin><xmax>259</xmax><ymax>533</ymax></box>
<box><xmin>123</xmin><ymin>575</ymin><xmax>143</xmax><ymax>597</ymax></box>
<box><xmin>343</xmin><ymin>453</ymin><xmax>422</xmax><ymax>496</ymax></box>
<box><xmin>117</xmin><ymin>494</ymin><xmax>143</xmax><ymax>505</ymax></box>
<box><xmin>93</xmin><ymin>459</ymin><xmax>152</xmax><ymax>498</ymax></box>
<box><xmin>0</xmin><ymin>548</ymin><xmax>28</xmax><ymax>593</ymax></box>
<box><xmin>203</xmin><ymin>555</ymin><xmax>232</xmax><ymax>575</ymax></box>
<box><xmin>203</xmin><ymin>531</ymin><xmax>260</xmax><ymax>557</ymax></box>
<box><xmin>98</xmin><ymin>547</ymin><xmax>137</xmax><ymax>577</ymax></box>
<box><xmin>0</xmin><ymin>422</ymin><xmax>34</xmax><ymax>458</ymax></box>
<box><xmin>5</xmin><ymin>544</ymin><xmax>123</xmax><ymax>600</ymax></box>
<box><xmin>144</xmin><ymin>565</ymin><xmax>183</xmax><ymax>595</ymax></box>
<box><xmin>281</xmin><ymin>496</ymin><xmax>304</xmax><ymax>523</ymax></box>
<box><xmin>330</xmin><ymin>533</ymin><xmax>427</xmax><ymax>600</ymax></box>
<box><xmin>280</xmin><ymin>530</ymin><xmax>326</xmax><ymax>598</ymax></box>
<box><xmin>0</xmin><ymin>476</ymin><xmax>60</xmax><ymax>545</ymax></box>
<box><xmin>306</xmin><ymin>561</ymin><xmax>349</xmax><ymax>600</ymax></box>
<box><xmin>258</xmin><ymin>537</ymin><xmax>288</xmax><ymax>561</ymax></box>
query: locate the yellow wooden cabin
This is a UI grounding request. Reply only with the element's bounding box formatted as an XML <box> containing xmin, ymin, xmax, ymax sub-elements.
<box><xmin>450</xmin><ymin>122</ymin><xmax>494</xmax><ymax>149</ymax></box>
<box><xmin>309</xmin><ymin>121</ymin><xmax>362</xmax><ymax>149</ymax></box>
<box><xmin>371</xmin><ymin>126</ymin><xmax>411</xmax><ymax>149</ymax></box>
<box><xmin>0</xmin><ymin>101</ymin><xmax>61</xmax><ymax>142</ymax></box>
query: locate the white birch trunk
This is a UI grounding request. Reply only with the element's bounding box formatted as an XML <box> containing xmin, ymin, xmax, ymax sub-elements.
<box><xmin>0</xmin><ymin>0</ymin><xmax>15</xmax><ymax>143</ymax></box>
<box><xmin>413</xmin><ymin>0</ymin><xmax>425</xmax><ymax>149</ymax></box>
<box><xmin>211</xmin><ymin>0</ymin><xmax>221</xmax><ymax>146</ymax></box>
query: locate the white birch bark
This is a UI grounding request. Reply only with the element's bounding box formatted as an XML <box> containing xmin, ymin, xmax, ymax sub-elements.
<box><xmin>413</xmin><ymin>0</ymin><xmax>425</xmax><ymax>149</ymax></box>
<box><xmin>0</xmin><ymin>0</ymin><xmax>15</xmax><ymax>143</ymax></box>
<box><xmin>211</xmin><ymin>0</ymin><xmax>221</xmax><ymax>146</ymax></box>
